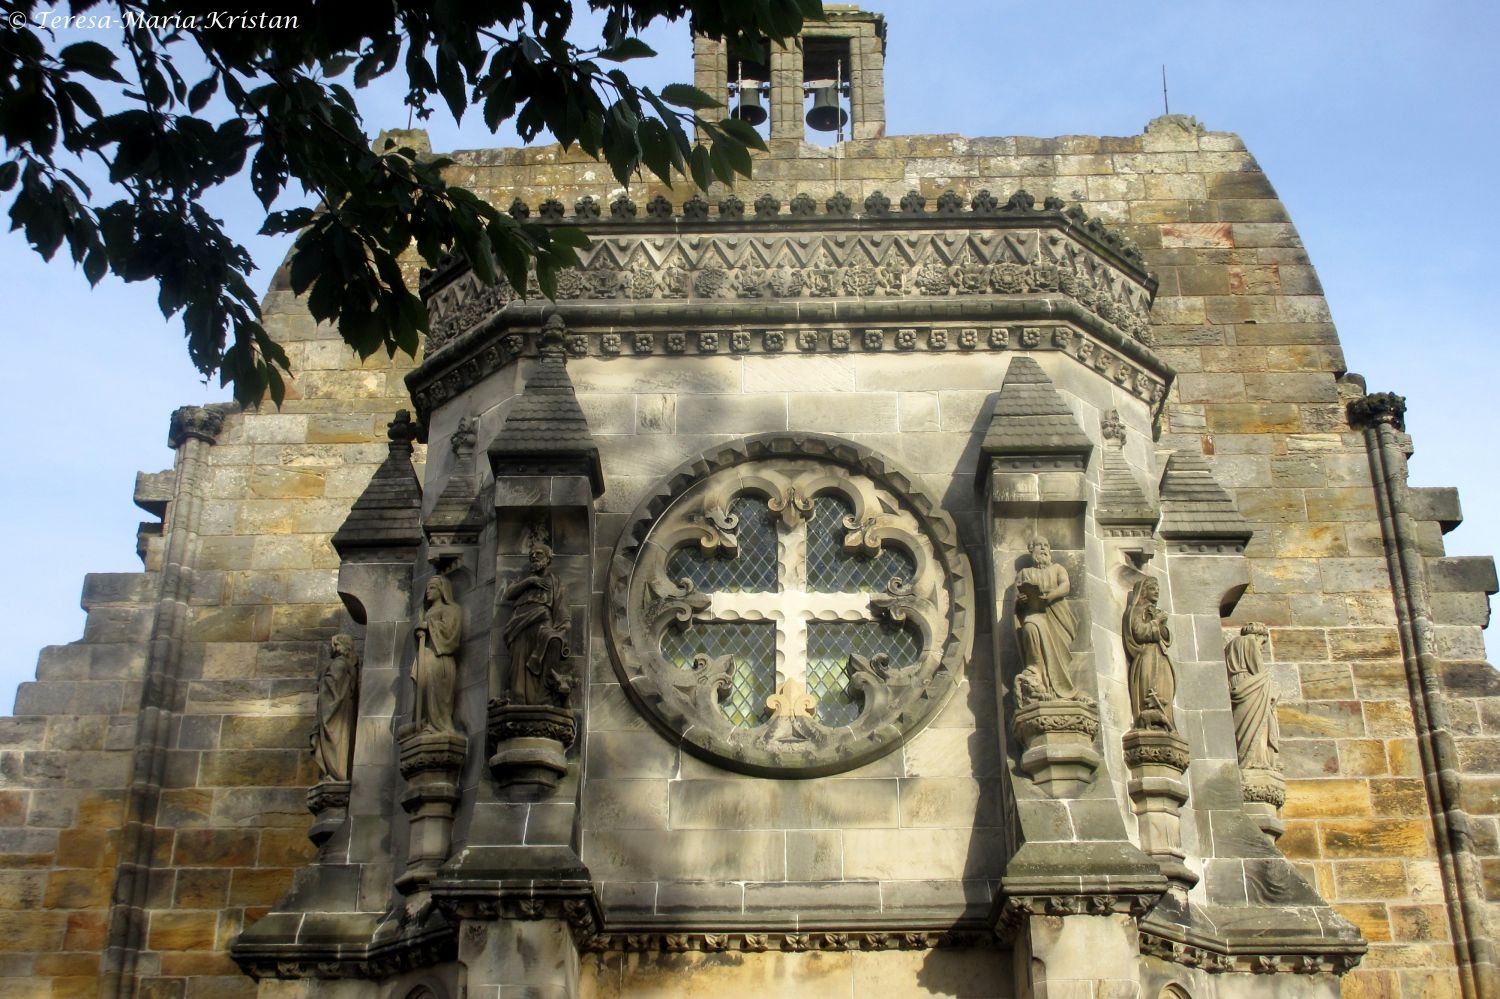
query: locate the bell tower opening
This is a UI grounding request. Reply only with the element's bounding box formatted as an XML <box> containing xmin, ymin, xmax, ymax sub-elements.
<box><xmin>693</xmin><ymin>5</ymin><xmax>886</xmax><ymax>143</ymax></box>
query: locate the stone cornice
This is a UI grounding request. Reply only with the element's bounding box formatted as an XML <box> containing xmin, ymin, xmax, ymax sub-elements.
<box><xmin>409</xmin><ymin>308</ymin><xmax>1173</xmax><ymax>425</ymax></box>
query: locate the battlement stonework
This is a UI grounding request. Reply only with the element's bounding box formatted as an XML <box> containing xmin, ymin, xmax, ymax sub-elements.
<box><xmin>3</xmin><ymin>106</ymin><xmax>1498</xmax><ymax>999</ymax></box>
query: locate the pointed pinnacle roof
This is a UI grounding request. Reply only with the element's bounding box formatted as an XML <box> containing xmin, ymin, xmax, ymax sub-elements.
<box><xmin>1157</xmin><ymin>450</ymin><xmax>1252</xmax><ymax>543</ymax></box>
<box><xmin>1098</xmin><ymin>445</ymin><xmax>1158</xmax><ymax>528</ymax></box>
<box><xmin>332</xmin><ymin>411</ymin><xmax>424</xmax><ymax>558</ymax></box>
<box><xmin>426</xmin><ymin>418</ymin><xmax>486</xmax><ymax>543</ymax></box>
<box><xmin>980</xmin><ymin>357</ymin><xmax>1093</xmax><ymax>458</ymax></box>
<box><xmin>487</xmin><ymin>320</ymin><xmax>603</xmax><ymax>496</ymax></box>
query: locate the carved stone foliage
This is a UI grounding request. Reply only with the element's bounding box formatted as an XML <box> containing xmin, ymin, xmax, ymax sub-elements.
<box><xmin>421</xmin><ymin>223</ymin><xmax>1154</xmax><ymax>355</ymax></box>
<box><xmin>606</xmin><ymin>435</ymin><xmax>975</xmax><ymax>776</ymax></box>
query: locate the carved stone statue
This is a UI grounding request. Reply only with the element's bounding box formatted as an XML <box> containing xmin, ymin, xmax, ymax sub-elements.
<box><xmin>1014</xmin><ymin>537</ymin><xmax>1080</xmax><ymax>703</ymax></box>
<box><xmin>1123</xmin><ymin>578</ymin><xmax>1175</xmax><ymax>732</ymax></box>
<box><xmin>501</xmin><ymin>544</ymin><xmax>572</xmax><ymax>706</ymax></box>
<box><xmin>1226</xmin><ymin>622</ymin><xmax>1279</xmax><ymax>770</ymax></box>
<box><xmin>312</xmin><ymin>633</ymin><xmax>360</xmax><ymax>783</ymax></box>
<box><xmin>413</xmin><ymin>575</ymin><xmax>462</xmax><ymax>734</ymax></box>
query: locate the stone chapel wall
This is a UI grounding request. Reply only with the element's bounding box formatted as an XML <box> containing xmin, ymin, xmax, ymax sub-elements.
<box><xmin>1</xmin><ymin>120</ymin><xmax>1496</xmax><ymax>999</ymax></box>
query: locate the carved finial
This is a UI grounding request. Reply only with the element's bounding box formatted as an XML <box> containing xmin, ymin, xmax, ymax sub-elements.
<box><xmin>450</xmin><ymin>416</ymin><xmax>477</xmax><ymax>456</ymax></box>
<box><xmin>1004</xmin><ymin>189</ymin><xmax>1037</xmax><ymax>213</ymax></box>
<box><xmin>1102</xmin><ymin>409</ymin><xmax>1127</xmax><ymax>445</ymax></box>
<box><xmin>1348</xmin><ymin>391</ymin><xmax>1407</xmax><ymax>431</ymax></box>
<box><xmin>387</xmin><ymin>410</ymin><xmax>419</xmax><ymax>445</ymax></box>
<box><xmin>508</xmin><ymin>197</ymin><xmax>530</xmax><ymax>220</ymax></box>
<box><xmin>168</xmin><ymin>405</ymin><xmax>226</xmax><ymax>449</ymax></box>
<box><xmin>539</xmin><ymin>314</ymin><xmax>568</xmax><ymax>358</ymax></box>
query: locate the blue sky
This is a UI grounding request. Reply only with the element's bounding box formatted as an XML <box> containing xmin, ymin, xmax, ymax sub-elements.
<box><xmin>2</xmin><ymin>1</ymin><xmax>1497</xmax><ymax>708</ymax></box>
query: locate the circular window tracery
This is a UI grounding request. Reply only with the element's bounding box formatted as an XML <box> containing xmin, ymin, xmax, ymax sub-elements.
<box><xmin>606</xmin><ymin>435</ymin><xmax>974</xmax><ymax>776</ymax></box>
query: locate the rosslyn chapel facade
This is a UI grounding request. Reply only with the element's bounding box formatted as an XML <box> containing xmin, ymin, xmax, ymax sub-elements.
<box><xmin>5</xmin><ymin>9</ymin><xmax>1499</xmax><ymax>999</ymax></box>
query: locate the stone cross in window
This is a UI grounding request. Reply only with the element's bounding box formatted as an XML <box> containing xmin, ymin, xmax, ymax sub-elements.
<box><xmin>699</xmin><ymin>508</ymin><xmax>875</xmax><ymax>717</ymax></box>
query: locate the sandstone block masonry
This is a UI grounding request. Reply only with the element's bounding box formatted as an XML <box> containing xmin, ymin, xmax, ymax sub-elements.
<box><xmin>0</xmin><ymin>114</ymin><xmax>1496</xmax><ymax>999</ymax></box>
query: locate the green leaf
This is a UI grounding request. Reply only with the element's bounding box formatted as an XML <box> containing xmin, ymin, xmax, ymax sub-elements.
<box><xmin>637</xmin><ymin>119</ymin><xmax>672</xmax><ymax>184</ymax></box>
<box><xmin>659</xmin><ymin>83</ymin><xmax>722</xmax><ymax>111</ymax></box>
<box><xmin>718</xmin><ymin>115</ymin><xmax>768</xmax><ymax>152</ymax></box>
<box><xmin>0</xmin><ymin>161</ymin><xmax>18</xmax><ymax>192</ymax></box>
<box><xmin>689</xmin><ymin>144</ymin><xmax>713</xmax><ymax>192</ymax></box>
<box><xmin>600</xmin><ymin>37</ymin><xmax>656</xmax><ymax>62</ymax></box>
<box><xmin>59</xmin><ymin>42</ymin><xmax>125</xmax><ymax>83</ymax></box>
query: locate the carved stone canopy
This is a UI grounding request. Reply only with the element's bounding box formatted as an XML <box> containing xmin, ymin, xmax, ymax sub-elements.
<box><xmin>606</xmin><ymin>435</ymin><xmax>975</xmax><ymax>777</ymax></box>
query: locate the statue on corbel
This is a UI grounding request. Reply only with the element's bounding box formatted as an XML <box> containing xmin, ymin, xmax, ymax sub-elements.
<box><xmin>1009</xmin><ymin>537</ymin><xmax>1101</xmax><ymax>798</ymax></box>
<box><xmin>1226</xmin><ymin>622</ymin><xmax>1285</xmax><ymax>840</ymax></box>
<box><xmin>396</xmin><ymin>570</ymin><xmax>468</xmax><ymax>892</ymax></box>
<box><xmin>307</xmin><ymin>632</ymin><xmax>361</xmax><ymax>846</ymax></box>
<box><xmin>489</xmin><ymin>542</ymin><xmax>579</xmax><ymax>790</ymax></box>
<box><xmin>1120</xmin><ymin>577</ymin><xmax>1195</xmax><ymax>890</ymax></box>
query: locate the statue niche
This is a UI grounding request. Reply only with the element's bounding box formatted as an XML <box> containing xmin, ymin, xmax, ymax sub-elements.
<box><xmin>1120</xmin><ymin>576</ymin><xmax>1194</xmax><ymax>887</ymax></box>
<box><xmin>395</xmin><ymin>573</ymin><xmax>467</xmax><ymax>892</ymax></box>
<box><xmin>1123</xmin><ymin>577</ymin><xmax>1175</xmax><ymax>733</ymax></box>
<box><xmin>1014</xmin><ymin>537</ymin><xmax>1083</xmax><ymax>705</ymax></box>
<box><xmin>1226</xmin><ymin>621</ymin><xmax>1287</xmax><ymax>841</ymax></box>
<box><xmin>312</xmin><ymin>633</ymin><xmax>361</xmax><ymax>783</ymax></box>
<box><xmin>500</xmin><ymin>543</ymin><xmax>575</xmax><ymax>708</ymax></box>
<box><xmin>1009</xmin><ymin>537</ymin><xmax>1100</xmax><ymax>798</ymax></box>
<box><xmin>306</xmin><ymin>632</ymin><xmax>361</xmax><ymax>846</ymax></box>
<box><xmin>412</xmin><ymin>575</ymin><xmax>463</xmax><ymax>734</ymax></box>
<box><xmin>488</xmin><ymin>542</ymin><xmax>578</xmax><ymax>790</ymax></box>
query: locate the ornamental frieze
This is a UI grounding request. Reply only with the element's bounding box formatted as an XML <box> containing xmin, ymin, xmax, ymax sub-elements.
<box><xmin>422</xmin><ymin>221</ymin><xmax>1155</xmax><ymax>356</ymax></box>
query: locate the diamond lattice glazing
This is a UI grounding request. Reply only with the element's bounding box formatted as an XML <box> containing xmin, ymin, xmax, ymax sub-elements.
<box><xmin>660</xmin><ymin>620</ymin><xmax>777</xmax><ymax>727</ymax></box>
<box><xmin>806</xmin><ymin>495</ymin><xmax>915</xmax><ymax>593</ymax></box>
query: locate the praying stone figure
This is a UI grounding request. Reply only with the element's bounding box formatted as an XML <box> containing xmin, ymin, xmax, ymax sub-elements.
<box><xmin>501</xmin><ymin>543</ymin><xmax>573</xmax><ymax>706</ymax></box>
<box><xmin>1014</xmin><ymin>537</ymin><xmax>1080</xmax><ymax>703</ymax></box>
<box><xmin>312</xmin><ymin>633</ymin><xmax>361</xmax><ymax>783</ymax></box>
<box><xmin>412</xmin><ymin>575</ymin><xmax>463</xmax><ymax>734</ymax></box>
<box><xmin>1226</xmin><ymin>622</ymin><xmax>1279</xmax><ymax>770</ymax></box>
<box><xmin>1123</xmin><ymin>578</ymin><xmax>1176</xmax><ymax>732</ymax></box>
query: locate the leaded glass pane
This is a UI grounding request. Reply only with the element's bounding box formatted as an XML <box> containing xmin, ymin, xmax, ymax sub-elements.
<box><xmin>806</xmin><ymin>619</ymin><xmax>922</xmax><ymax>726</ymax></box>
<box><xmin>806</xmin><ymin>495</ymin><xmax>916</xmax><ymax>592</ymax></box>
<box><xmin>665</xmin><ymin>494</ymin><xmax>778</xmax><ymax>593</ymax></box>
<box><xmin>661</xmin><ymin>620</ymin><xmax>776</xmax><ymax>727</ymax></box>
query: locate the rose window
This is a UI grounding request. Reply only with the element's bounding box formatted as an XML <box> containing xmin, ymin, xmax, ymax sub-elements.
<box><xmin>607</xmin><ymin>439</ymin><xmax>974</xmax><ymax>776</ymax></box>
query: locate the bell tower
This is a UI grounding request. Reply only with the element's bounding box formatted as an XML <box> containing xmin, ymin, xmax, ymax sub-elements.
<box><xmin>693</xmin><ymin>5</ymin><xmax>887</xmax><ymax>141</ymax></box>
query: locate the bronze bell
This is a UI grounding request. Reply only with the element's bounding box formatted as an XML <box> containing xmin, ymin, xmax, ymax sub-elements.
<box><xmin>805</xmin><ymin>85</ymin><xmax>848</xmax><ymax>132</ymax></box>
<box><xmin>733</xmin><ymin>82</ymin><xmax>767</xmax><ymax>126</ymax></box>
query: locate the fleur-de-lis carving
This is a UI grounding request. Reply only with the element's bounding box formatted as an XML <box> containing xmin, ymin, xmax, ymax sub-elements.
<box><xmin>768</xmin><ymin>486</ymin><xmax>814</xmax><ymax>527</ymax></box>
<box><xmin>841</xmin><ymin>513</ymin><xmax>882</xmax><ymax>557</ymax></box>
<box><xmin>765</xmin><ymin>677</ymin><xmax>817</xmax><ymax>718</ymax></box>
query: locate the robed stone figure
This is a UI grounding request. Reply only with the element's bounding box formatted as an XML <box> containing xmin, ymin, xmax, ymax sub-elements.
<box><xmin>1014</xmin><ymin>537</ymin><xmax>1080</xmax><ymax>702</ymax></box>
<box><xmin>1124</xmin><ymin>578</ymin><xmax>1176</xmax><ymax>732</ymax></box>
<box><xmin>413</xmin><ymin>575</ymin><xmax>462</xmax><ymax>734</ymax></box>
<box><xmin>312</xmin><ymin>633</ymin><xmax>360</xmax><ymax>782</ymax></box>
<box><xmin>1226</xmin><ymin>622</ymin><xmax>1279</xmax><ymax>770</ymax></box>
<box><xmin>501</xmin><ymin>544</ymin><xmax>572</xmax><ymax>705</ymax></box>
